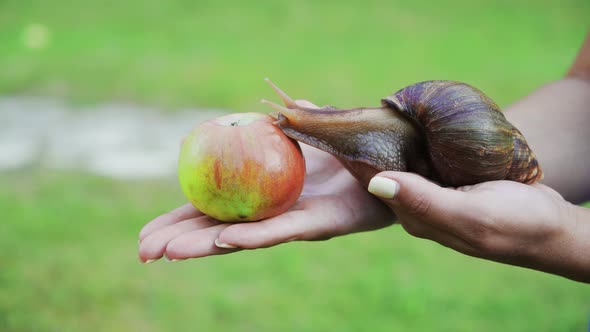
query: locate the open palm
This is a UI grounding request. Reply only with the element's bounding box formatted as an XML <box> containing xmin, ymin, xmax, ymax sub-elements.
<box><xmin>138</xmin><ymin>142</ymin><xmax>394</xmax><ymax>262</ymax></box>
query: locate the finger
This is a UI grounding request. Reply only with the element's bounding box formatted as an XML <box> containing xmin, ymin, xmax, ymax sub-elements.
<box><xmin>215</xmin><ymin>197</ymin><xmax>351</xmax><ymax>249</ymax></box>
<box><xmin>138</xmin><ymin>216</ymin><xmax>220</xmax><ymax>262</ymax></box>
<box><xmin>139</xmin><ymin>203</ymin><xmax>202</xmax><ymax>241</ymax></box>
<box><xmin>215</xmin><ymin>211</ymin><xmax>310</xmax><ymax>249</ymax></box>
<box><xmin>165</xmin><ymin>224</ymin><xmax>238</xmax><ymax>259</ymax></box>
<box><xmin>367</xmin><ymin>172</ymin><xmax>481</xmax><ymax>237</ymax></box>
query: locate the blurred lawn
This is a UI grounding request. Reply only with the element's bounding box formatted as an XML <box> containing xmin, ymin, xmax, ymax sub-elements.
<box><xmin>1</xmin><ymin>171</ymin><xmax>589</xmax><ymax>332</ymax></box>
<box><xmin>1</xmin><ymin>1</ymin><xmax>590</xmax><ymax>331</ymax></box>
<box><xmin>0</xmin><ymin>0</ymin><xmax>588</xmax><ymax>110</ymax></box>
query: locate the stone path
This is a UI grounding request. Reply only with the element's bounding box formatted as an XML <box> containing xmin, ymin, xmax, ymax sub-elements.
<box><xmin>0</xmin><ymin>97</ymin><xmax>226</xmax><ymax>178</ymax></box>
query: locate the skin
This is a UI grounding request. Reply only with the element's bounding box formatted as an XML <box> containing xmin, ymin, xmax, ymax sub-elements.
<box><xmin>138</xmin><ymin>31</ymin><xmax>590</xmax><ymax>283</ymax></box>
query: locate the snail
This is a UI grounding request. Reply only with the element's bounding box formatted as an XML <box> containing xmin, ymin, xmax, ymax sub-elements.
<box><xmin>261</xmin><ymin>79</ymin><xmax>543</xmax><ymax>188</ymax></box>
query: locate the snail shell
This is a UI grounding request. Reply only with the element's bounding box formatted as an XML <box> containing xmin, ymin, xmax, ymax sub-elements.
<box><xmin>262</xmin><ymin>79</ymin><xmax>542</xmax><ymax>187</ymax></box>
<box><xmin>382</xmin><ymin>80</ymin><xmax>542</xmax><ymax>186</ymax></box>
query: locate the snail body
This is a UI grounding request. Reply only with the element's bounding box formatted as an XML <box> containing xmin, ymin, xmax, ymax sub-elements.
<box><xmin>262</xmin><ymin>79</ymin><xmax>542</xmax><ymax>188</ymax></box>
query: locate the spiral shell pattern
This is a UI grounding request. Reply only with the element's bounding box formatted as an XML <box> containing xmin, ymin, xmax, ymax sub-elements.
<box><xmin>382</xmin><ymin>80</ymin><xmax>542</xmax><ymax>186</ymax></box>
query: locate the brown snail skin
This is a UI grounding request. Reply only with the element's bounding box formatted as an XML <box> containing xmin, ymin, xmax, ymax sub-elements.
<box><xmin>262</xmin><ymin>79</ymin><xmax>543</xmax><ymax>188</ymax></box>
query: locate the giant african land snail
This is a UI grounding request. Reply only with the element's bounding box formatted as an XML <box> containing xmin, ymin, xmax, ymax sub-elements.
<box><xmin>262</xmin><ymin>79</ymin><xmax>542</xmax><ymax>188</ymax></box>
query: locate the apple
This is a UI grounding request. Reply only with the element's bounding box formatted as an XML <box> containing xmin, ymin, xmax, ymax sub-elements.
<box><xmin>178</xmin><ymin>112</ymin><xmax>305</xmax><ymax>222</ymax></box>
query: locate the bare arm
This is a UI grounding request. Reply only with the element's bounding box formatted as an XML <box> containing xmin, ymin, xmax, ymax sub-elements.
<box><xmin>505</xmin><ymin>31</ymin><xmax>590</xmax><ymax>203</ymax></box>
<box><xmin>364</xmin><ymin>32</ymin><xmax>590</xmax><ymax>283</ymax></box>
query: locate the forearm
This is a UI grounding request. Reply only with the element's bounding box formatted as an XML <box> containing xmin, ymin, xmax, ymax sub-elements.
<box><xmin>501</xmin><ymin>31</ymin><xmax>590</xmax><ymax>280</ymax></box>
<box><xmin>527</xmin><ymin>204</ymin><xmax>590</xmax><ymax>283</ymax></box>
<box><xmin>568</xmin><ymin>205</ymin><xmax>590</xmax><ymax>282</ymax></box>
<box><xmin>504</xmin><ymin>31</ymin><xmax>590</xmax><ymax>203</ymax></box>
<box><xmin>504</xmin><ymin>78</ymin><xmax>590</xmax><ymax>203</ymax></box>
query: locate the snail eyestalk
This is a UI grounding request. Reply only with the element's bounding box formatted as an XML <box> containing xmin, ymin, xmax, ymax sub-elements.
<box><xmin>261</xmin><ymin>99</ymin><xmax>294</xmax><ymax>126</ymax></box>
<box><xmin>261</xmin><ymin>98</ymin><xmax>291</xmax><ymax>114</ymax></box>
<box><xmin>264</xmin><ymin>78</ymin><xmax>335</xmax><ymax>113</ymax></box>
<box><xmin>264</xmin><ymin>78</ymin><xmax>298</xmax><ymax>109</ymax></box>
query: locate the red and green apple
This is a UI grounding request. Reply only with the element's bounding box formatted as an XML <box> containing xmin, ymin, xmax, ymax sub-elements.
<box><xmin>178</xmin><ymin>112</ymin><xmax>305</xmax><ymax>222</ymax></box>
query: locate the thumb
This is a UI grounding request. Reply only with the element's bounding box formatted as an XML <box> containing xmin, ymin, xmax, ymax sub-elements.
<box><xmin>367</xmin><ymin>171</ymin><xmax>465</xmax><ymax>221</ymax></box>
<box><xmin>368</xmin><ymin>172</ymin><xmax>493</xmax><ymax>257</ymax></box>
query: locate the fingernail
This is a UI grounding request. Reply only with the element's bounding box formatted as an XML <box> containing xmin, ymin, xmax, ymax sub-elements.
<box><xmin>368</xmin><ymin>176</ymin><xmax>400</xmax><ymax>199</ymax></box>
<box><xmin>214</xmin><ymin>238</ymin><xmax>238</xmax><ymax>249</ymax></box>
<box><xmin>143</xmin><ymin>259</ymin><xmax>156</xmax><ymax>264</ymax></box>
<box><xmin>164</xmin><ymin>255</ymin><xmax>185</xmax><ymax>263</ymax></box>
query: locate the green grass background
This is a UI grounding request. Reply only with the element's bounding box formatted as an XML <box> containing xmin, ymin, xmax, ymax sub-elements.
<box><xmin>1</xmin><ymin>1</ymin><xmax>589</xmax><ymax>331</ymax></box>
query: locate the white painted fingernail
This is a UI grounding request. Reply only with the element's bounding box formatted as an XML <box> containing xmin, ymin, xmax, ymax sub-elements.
<box><xmin>164</xmin><ymin>255</ymin><xmax>185</xmax><ymax>263</ymax></box>
<box><xmin>368</xmin><ymin>177</ymin><xmax>400</xmax><ymax>199</ymax></box>
<box><xmin>143</xmin><ymin>259</ymin><xmax>156</xmax><ymax>264</ymax></box>
<box><xmin>215</xmin><ymin>238</ymin><xmax>238</xmax><ymax>249</ymax></box>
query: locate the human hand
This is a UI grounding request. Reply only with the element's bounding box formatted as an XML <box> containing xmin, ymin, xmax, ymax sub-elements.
<box><xmin>138</xmin><ymin>101</ymin><xmax>393</xmax><ymax>263</ymax></box>
<box><xmin>367</xmin><ymin>171</ymin><xmax>590</xmax><ymax>282</ymax></box>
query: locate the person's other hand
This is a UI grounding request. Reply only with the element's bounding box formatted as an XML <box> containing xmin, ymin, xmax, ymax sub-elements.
<box><xmin>138</xmin><ymin>101</ymin><xmax>393</xmax><ymax>262</ymax></box>
<box><xmin>367</xmin><ymin>171</ymin><xmax>589</xmax><ymax>282</ymax></box>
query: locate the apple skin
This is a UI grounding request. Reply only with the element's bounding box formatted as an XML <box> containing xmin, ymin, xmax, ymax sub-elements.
<box><xmin>178</xmin><ymin>112</ymin><xmax>306</xmax><ymax>222</ymax></box>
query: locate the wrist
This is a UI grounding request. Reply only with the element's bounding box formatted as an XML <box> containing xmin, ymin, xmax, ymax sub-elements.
<box><xmin>536</xmin><ymin>203</ymin><xmax>590</xmax><ymax>283</ymax></box>
<box><xmin>567</xmin><ymin>205</ymin><xmax>590</xmax><ymax>282</ymax></box>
